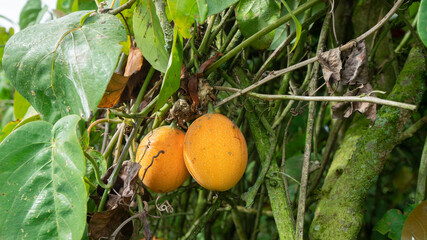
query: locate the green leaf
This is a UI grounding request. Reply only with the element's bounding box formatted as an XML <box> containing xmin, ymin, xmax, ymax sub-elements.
<box><xmin>206</xmin><ymin>0</ymin><xmax>238</xmax><ymax>17</ymax></box>
<box><xmin>167</xmin><ymin>0</ymin><xmax>198</xmax><ymax>38</ymax></box>
<box><xmin>197</xmin><ymin>0</ymin><xmax>208</xmax><ymax>23</ymax></box>
<box><xmin>236</xmin><ymin>0</ymin><xmax>281</xmax><ymax>50</ymax></box>
<box><xmin>155</xmin><ymin>27</ymin><xmax>183</xmax><ymax>111</ymax></box>
<box><xmin>374</xmin><ymin>205</ymin><xmax>416</xmax><ymax>240</ymax></box>
<box><xmin>0</xmin><ymin>107</ymin><xmax>40</xmax><ymax>143</ymax></box>
<box><xmin>19</xmin><ymin>0</ymin><xmax>42</xmax><ymax>30</ymax></box>
<box><xmin>14</xmin><ymin>90</ymin><xmax>31</xmax><ymax>120</ymax></box>
<box><xmin>3</xmin><ymin>11</ymin><xmax>126</xmax><ymax>123</ymax></box>
<box><xmin>134</xmin><ymin>0</ymin><xmax>169</xmax><ymax>72</ymax></box>
<box><xmin>57</xmin><ymin>0</ymin><xmax>75</xmax><ymax>14</ymax></box>
<box><xmin>269</xmin><ymin>1</ymin><xmax>324</xmax><ymax>50</ymax></box>
<box><xmin>85</xmin><ymin>149</ymin><xmax>107</xmax><ymax>190</ymax></box>
<box><xmin>76</xmin><ymin>0</ymin><xmax>97</xmax><ymax>11</ymax></box>
<box><xmin>0</xmin><ymin>115</ymin><xmax>87</xmax><ymax>239</ymax></box>
<box><xmin>281</xmin><ymin>0</ymin><xmax>302</xmax><ymax>52</ymax></box>
<box><xmin>0</xmin><ymin>27</ymin><xmax>14</xmax><ymax>68</ymax></box>
<box><xmin>0</xmin><ymin>120</ymin><xmax>19</xmax><ymax>143</ymax></box>
<box><xmin>418</xmin><ymin>0</ymin><xmax>427</xmax><ymax>47</ymax></box>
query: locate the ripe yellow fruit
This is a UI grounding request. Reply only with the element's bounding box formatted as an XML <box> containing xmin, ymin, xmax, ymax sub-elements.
<box><xmin>183</xmin><ymin>113</ymin><xmax>247</xmax><ymax>191</ymax></box>
<box><xmin>136</xmin><ymin>126</ymin><xmax>189</xmax><ymax>193</ymax></box>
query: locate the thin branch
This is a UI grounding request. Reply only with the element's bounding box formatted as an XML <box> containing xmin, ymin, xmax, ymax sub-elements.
<box><xmin>214</xmin><ymin>86</ymin><xmax>417</xmax><ymax>111</ymax></box>
<box><xmin>109</xmin><ymin>0</ymin><xmax>136</xmax><ymax>15</ymax></box>
<box><xmin>296</xmin><ymin>12</ymin><xmax>331</xmax><ymax>239</ymax></box>
<box><xmin>214</xmin><ymin>0</ymin><xmax>405</xmax><ymax>108</ymax></box>
<box><xmin>399</xmin><ymin>115</ymin><xmax>427</xmax><ymax>143</ymax></box>
<box><xmin>204</xmin><ymin>0</ymin><xmax>321</xmax><ymax>75</ymax></box>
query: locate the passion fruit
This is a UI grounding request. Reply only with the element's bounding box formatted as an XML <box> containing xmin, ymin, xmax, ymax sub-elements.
<box><xmin>183</xmin><ymin>113</ymin><xmax>247</xmax><ymax>191</ymax></box>
<box><xmin>136</xmin><ymin>126</ymin><xmax>189</xmax><ymax>193</ymax></box>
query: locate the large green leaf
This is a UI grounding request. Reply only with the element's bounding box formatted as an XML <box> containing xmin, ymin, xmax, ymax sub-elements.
<box><xmin>3</xmin><ymin>11</ymin><xmax>126</xmax><ymax>123</ymax></box>
<box><xmin>167</xmin><ymin>0</ymin><xmax>198</xmax><ymax>38</ymax></box>
<box><xmin>236</xmin><ymin>0</ymin><xmax>281</xmax><ymax>50</ymax></box>
<box><xmin>14</xmin><ymin>90</ymin><xmax>31</xmax><ymax>120</ymax></box>
<box><xmin>197</xmin><ymin>0</ymin><xmax>208</xmax><ymax>23</ymax></box>
<box><xmin>418</xmin><ymin>0</ymin><xmax>427</xmax><ymax>47</ymax></box>
<box><xmin>134</xmin><ymin>0</ymin><xmax>169</xmax><ymax>72</ymax></box>
<box><xmin>0</xmin><ymin>107</ymin><xmax>41</xmax><ymax>143</ymax></box>
<box><xmin>0</xmin><ymin>115</ymin><xmax>87</xmax><ymax>239</ymax></box>
<box><xmin>206</xmin><ymin>0</ymin><xmax>238</xmax><ymax>16</ymax></box>
<box><xmin>0</xmin><ymin>27</ymin><xmax>13</xmax><ymax>68</ymax></box>
<box><xmin>19</xmin><ymin>0</ymin><xmax>42</xmax><ymax>30</ymax></box>
<box><xmin>155</xmin><ymin>27</ymin><xmax>183</xmax><ymax>111</ymax></box>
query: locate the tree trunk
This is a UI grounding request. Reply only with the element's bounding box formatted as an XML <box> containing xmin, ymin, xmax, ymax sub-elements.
<box><xmin>309</xmin><ymin>47</ymin><xmax>426</xmax><ymax>239</ymax></box>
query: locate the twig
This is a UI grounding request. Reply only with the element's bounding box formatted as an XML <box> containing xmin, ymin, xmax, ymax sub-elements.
<box><xmin>254</xmin><ymin>8</ymin><xmax>328</xmax><ymax>82</ymax></box>
<box><xmin>205</xmin><ymin>0</ymin><xmax>321</xmax><ymax>75</ymax></box>
<box><xmin>399</xmin><ymin>115</ymin><xmax>427</xmax><ymax>143</ymax></box>
<box><xmin>198</xmin><ymin>15</ymin><xmax>217</xmax><ymax>54</ymax></box>
<box><xmin>281</xmin><ymin>116</ymin><xmax>295</xmax><ymax>226</ymax></box>
<box><xmin>214</xmin><ymin>86</ymin><xmax>417</xmax><ymax>110</ymax></box>
<box><xmin>296</xmin><ymin>13</ymin><xmax>331</xmax><ymax>240</ymax></box>
<box><xmin>214</xmin><ymin>0</ymin><xmax>406</xmax><ymax>108</ymax></box>
<box><xmin>250</xmin><ymin>185</ymin><xmax>266</xmax><ymax>240</ymax></box>
<box><xmin>87</xmin><ymin>117</ymin><xmax>122</xmax><ymax>140</ymax></box>
<box><xmin>109</xmin><ymin>0</ymin><xmax>136</xmax><ymax>15</ymax></box>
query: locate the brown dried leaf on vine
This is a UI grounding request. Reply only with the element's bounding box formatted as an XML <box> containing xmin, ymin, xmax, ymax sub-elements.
<box><xmin>98</xmin><ymin>73</ymin><xmax>130</xmax><ymax>108</ymax></box>
<box><xmin>401</xmin><ymin>200</ymin><xmax>427</xmax><ymax>240</ymax></box>
<box><xmin>341</xmin><ymin>41</ymin><xmax>368</xmax><ymax>85</ymax></box>
<box><xmin>88</xmin><ymin>205</ymin><xmax>133</xmax><ymax>240</ymax></box>
<box><xmin>331</xmin><ymin>83</ymin><xmax>376</xmax><ymax>122</ymax></box>
<box><xmin>319</xmin><ymin>40</ymin><xmax>368</xmax><ymax>93</ymax></box>
<box><xmin>188</xmin><ymin>74</ymin><xmax>200</xmax><ymax>111</ymax></box>
<box><xmin>97</xmin><ymin>161</ymin><xmax>149</xmax><ymax>210</ymax></box>
<box><xmin>318</xmin><ymin>48</ymin><xmax>342</xmax><ymax>93</ymax></box>
<box><xmin>198</xmin><ymin>52</ymin><xmax>223</xmax><ymax>77</ymax></box>
<box><xmin>124</xmin><ymin>46</ymin><xmax>144</xmax><ymax>77</ymax></box>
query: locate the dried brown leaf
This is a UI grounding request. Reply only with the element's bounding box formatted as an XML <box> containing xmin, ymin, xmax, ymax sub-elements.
<box><xmin>318</xmin><ymin>48</ymin><xmax>342</xmax><ymax>93</ymax></box>
<box><xmin>188</xmin><ymin>74</ymin><xmax>199</xmax><ymax>110</ymax></box>
<box><xmin>341</xmin><ymin>41</ymin><xmax>368</xmax><ymax>85</ymax></box>
<box><xmin>331</xmin><ymin>83</ymin><xmax>376</xmax><ymax>122</ymax></box>
<box><xmin>98</xmin><ymin>73</ymin><xmax>130</xmax><ymax>108</ymax></box>
<box><xmin>198</xmin><ymin>52</ymin><xmax>223</xmax><ymax>77</ymax></box>
<box><xmin>88</xmin><ymin>205</ymin><xmax>133</xmax><ymax>240</ymax></box>
<box><xmin>401</xmin><ymin>200</ymin><xmax>427</xmax><ymax>240</ymax></box>
<box><xmin>97</xmin><ymin>161</ymin><xmax>144</xmax><ymax>210</ymax></box>
<box><xmin>124</xmin><ymin>46</ymin><xmax>144</xmax><ymax>77</ymax></box>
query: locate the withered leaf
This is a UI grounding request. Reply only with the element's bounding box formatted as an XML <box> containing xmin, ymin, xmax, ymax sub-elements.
<box><xmin>98</xmin><ymin>73</ymin><xmax>130</xmax><ymax>108</ymax></box>
<box><xmin>188</xmin><ymin>74</ymin><xmax>199</xmax><ymax>110</ymax></box>
<box><xmin>341</xmin><ymin>41</ymin><xmax>368</xmax><ymax>85</ymax></box>
<box><xmin>97</xmin><ymin>161</ymin><xmax>144</xmax><ymax>210</ymax></box>
<box><xmin>198</xmin><ymin>52</ymin><xmax>223</xmax><ymax>77</ymax></box>
<box><xmin>318</xmin><ymin>48</ymin><xmax>342</xmax><ymax>93</ymax></box>
<box><xmin>401</xmin><ymin>200</ymin><xmax>427</xmax><ymax>240</ymax></box>
<box><xmin>124</xmin><ymin>46</ymin><xmax>144</xmax><ymax>77</ymax></box>
<box><xmin>88</xmin><ymin>205</ymin><xmax>133</xmax><ymax>240</ymax></box>
<box><xmin>331</xmin><ymin>83</ymin><xmax>376</xmax><ymax>122</ymax></box>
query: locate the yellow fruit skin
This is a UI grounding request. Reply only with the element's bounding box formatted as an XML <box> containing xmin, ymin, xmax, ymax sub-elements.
<box><xmin>183</xmin><ymin>113</ymin><xmax>248</xmax><ymax>191</ymax></box>
<box><xmin>136</xmin><ymin>126</ymin><xmax>189</xmax><ymax>193</ymax></box>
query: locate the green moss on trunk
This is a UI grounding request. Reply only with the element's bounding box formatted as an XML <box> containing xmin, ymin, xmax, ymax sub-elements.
<box><xmin>309</xmin><ymin>48</ymin><xmax>426</xmax><ymax>240</ymax></box>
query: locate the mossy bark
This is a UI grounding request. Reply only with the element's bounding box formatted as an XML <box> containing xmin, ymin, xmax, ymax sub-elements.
<box><xmin>235</xmin><ymin>67</ymin><xmax>296</xmax><ymax>240</ymax></box>
<box><xmin>309</xmin><ymin>47</ymin><xmax>426</xmax><ymax>239</ymax></box>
